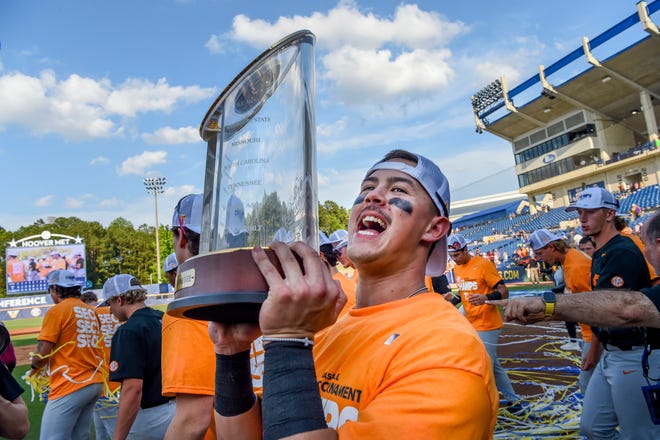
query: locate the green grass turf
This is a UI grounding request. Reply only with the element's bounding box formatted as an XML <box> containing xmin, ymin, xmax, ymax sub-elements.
<box><xmin>12</xmin><ymin>364</ymin><xmax>45</xmax><ymax>440</ymax></box>
<box><xmin>4</xmin><ymin>317</ymin><xmax>44</xmax><ymax>331</ymax></box>
<box><xmin>11</xmin><ymin>334</ymin><xmax>38</xmax><ymax>347</ymax></box>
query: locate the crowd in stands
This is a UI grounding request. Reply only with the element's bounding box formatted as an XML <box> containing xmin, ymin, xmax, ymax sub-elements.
<box><xmin>453</xmin><ymin>184</ymin><xmax>660</xmax><ymax>276</ymax></box>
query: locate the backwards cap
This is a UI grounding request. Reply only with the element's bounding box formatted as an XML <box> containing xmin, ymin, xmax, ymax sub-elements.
<box><xmin>102</xmin><ymin>274</ymin><xmax>142</xmax><ymax>301</ymax></box>
<box><xmin>47</xmin><ymin>270</ymin><xmax>77</xmax><ymax>288</ymax></box>
<box><xmin>565</xmin><ymin>187</ymin><xmax>619</xmax><ymax>212</ymax></box>
<box><xmin>447</xmin><ymin>234</ymin><xmax>469</xmax><ymax>251</ymax></box>
<box><xmin>172</xmin><ymin>194</ymin><xmax>203</xmax><ymax>234</ymax></box>
<box><xmin>163</xmin><ymin>253</ymin><xmax>178</xmax><ymax>273</ymax></box>
<box><xmin>365</xmin><ymin>152</ymin><xmax>451</xmax><ymax>276</ymax></box>
<box><xmin>527</xmin><ymin>229</ymin><xmax>565</xmax><ymax>251</ymax></box>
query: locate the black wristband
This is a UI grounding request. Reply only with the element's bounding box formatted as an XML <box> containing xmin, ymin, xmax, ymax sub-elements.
<box><xmin>486</xmin><ymin>291</ymin><xmax>503</xmax><ymax>301</ymax></box>
<box><xmin>262</xmin><ymin>341</ymin><xmax>327</xmax><ymax>440</ymax></box>
<box><xmin>0</xmin><ymin>361</ymin><xmax>24</xmax><ymax>402</ymax></box>
<box><xmin>214</xmin><ymin>350</ymin><xmax>256</xmax><ymax>417</ymax></box>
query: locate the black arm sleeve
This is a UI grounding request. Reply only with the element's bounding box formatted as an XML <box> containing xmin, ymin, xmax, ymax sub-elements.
<box><xmin>0</xmin><ymin>361</ymin><xmax>24</xmax><ymax>402</ymax></box>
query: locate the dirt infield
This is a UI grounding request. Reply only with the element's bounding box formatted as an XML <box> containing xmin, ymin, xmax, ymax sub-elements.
<box><xmin>9</xmin><ymin>327</ymin><xmax>40</xmax><ymax>367</ymax></box>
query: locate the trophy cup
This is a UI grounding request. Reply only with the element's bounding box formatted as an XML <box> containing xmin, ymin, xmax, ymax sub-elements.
<box><xmin>167</xmin><ymin>30</ymin><xmax>318</xmax><ymax>323</ymax></box>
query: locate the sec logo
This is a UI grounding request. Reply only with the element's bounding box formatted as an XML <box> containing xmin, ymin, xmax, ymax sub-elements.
<box><xmin>611</xmin><ymin>276</ymin><xmax>624</xmax><ymax>287</ymax></box>
<box><xmin>109</xmin><ymin>361</ymin><xmax>119</xmax><ymax>372</ymax></box>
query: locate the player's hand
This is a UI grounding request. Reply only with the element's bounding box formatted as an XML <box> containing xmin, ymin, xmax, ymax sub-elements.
<box><xmin>581</xmin><ymin>343</ymin><xmax>600</xmax><ymax>371</ymax></box>
<box><xmin>252</xmin><ymin>241</ymin><xmax>346</xmax><ymax>339</ymax></box>
<box><xmin>208</xmin><ymin>322</ymin><xmax>261</xmax><ymax>355</ymax></box>
<box><xmin>468</xmin><ymin>293</ymin><xmax>487</xmax><ymax>306</ymax></box>
<box><xmin>488</xmin><ymin>298</ymin><xmax>546</xmax><ymax>324</ymax></box>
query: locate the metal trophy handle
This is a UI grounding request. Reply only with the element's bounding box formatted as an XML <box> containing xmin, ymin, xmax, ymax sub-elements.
<box><xmin>167</xmin><ymin>30</ymin><xmax>318</xmax><ymax>323</ymax></box>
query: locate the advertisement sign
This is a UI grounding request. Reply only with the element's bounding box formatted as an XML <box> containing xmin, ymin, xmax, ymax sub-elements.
<box><xmin>5</xmin><ymin>231</ymin><xmax>86</xmax><ymax>295</ymax></box>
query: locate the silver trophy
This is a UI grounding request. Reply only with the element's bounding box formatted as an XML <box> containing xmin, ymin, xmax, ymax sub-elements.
<box><xmin>167</xmin><ymin>30</ymin><xmax>318</xmax><ymax>323</ymax></box>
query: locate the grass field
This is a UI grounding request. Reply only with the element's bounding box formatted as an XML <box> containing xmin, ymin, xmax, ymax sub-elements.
<box><xmin>12</xmin><ymin>365</ymin><xmax>45</xmax><ymax>440</ymax></box>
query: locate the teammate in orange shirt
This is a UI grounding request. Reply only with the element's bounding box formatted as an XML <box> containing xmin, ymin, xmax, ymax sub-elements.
<box><xmin>615</xmin><ymin>215</ymin><xmax>659</xmax><ymax>283</ymax></box>
<box><xmin>318</xmin><ymin>233</ymin><xmax>357</xmax><ymax>329</ymax></box>
<box><xmin>50</xmin><ymin>251</ymin><xmax>67</xmax><ymax>270</ymax></box>
<box><xmin>6</xmin><ymin>252</ymin><xmax>26</xmax><ymax>283</ymax></box>
<box><xmin>526</xmin><ymin>229</ymin><xmax>597</xmax><ymax>393</ymax></box>
<box><xmin>29</xmin><ymin>270</ymin><xmax>104</xmax><ymax>440</ymax></box>
<box><xmin>448</xmin><ymin>233</ymin><xmax>522</xmax><ymax>409</ymax></box>
<box><xmin>162</xmin><ymin>194</ymin><xmax>217</xmax><ymax>440</ymax></box>
<box><xmin>209</xmin><ymin>150</ymin><xmax>498</xmax><ymax>439</ymax></box>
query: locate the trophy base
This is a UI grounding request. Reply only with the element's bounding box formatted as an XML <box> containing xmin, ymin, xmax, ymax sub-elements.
<box><xmin>166</xmin><ymin>248</ymin><xmax>291</xmax><ymax>323</ymax></box>
<box><xmin>167</xmin><ymin>292</ymin><xmax>267</xmax><ymax>323</ymax></box>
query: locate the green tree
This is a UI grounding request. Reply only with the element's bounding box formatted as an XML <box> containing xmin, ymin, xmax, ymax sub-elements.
<box><xmin>318</xmin><ymin>200</ymin><xmax>350</xmax><ymax>236</ymax></box>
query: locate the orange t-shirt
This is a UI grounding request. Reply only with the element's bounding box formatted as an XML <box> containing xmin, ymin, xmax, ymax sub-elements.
<box><xmin>562</xmin><ymin>249</ymin><xmax>594</xmax><ymax>343</ymax></box>
<box><xmin>333</xmin><ymin>272</ymin><xmax>357</xmax><ymax>318</ymax></box>
<box><xmin>453</xmin><ymin>256</ymin><xmax>504</xmax><ymax>331</ymax></box>
<box><xmin>8</xmin><ymin>259</ymin><xmax>25</xmax><ymax>282</ymax></box>
<box><xmin>96</xmin><ymin>306</ymin><xmax>122</xmax><ymax>393</ymax></box>
<box><xmin>315</xmin><ymin>272</ymin><xmax>358</xmax><ymax>341</ymax></box>
<box><xmin>51</xmin><ymin>258</ymin><xmax>66</xmax><ymax>270</ymax></box>
<box><xmin>161</xmin><ymin>315</ymin><xmax>216</xmax><ymax>440</ymax></box>
<box><xmin>314</xmin><ymin>293</ymin><xmax>498</xmax><ymax>438</ymax></box>
<box><xmin>37</xmin><ymin>298</ymin><xmax>104</xmax><ymax>400</ymax></box>
<box><xmin>162</xmin><ymin>315</ymin><xmax>215</xmax><ymax>397</ymax></box>
<box><xmin>424</xmin><ymin>276</ymin><xmax>438</xmax><ymax>293</ymax></box>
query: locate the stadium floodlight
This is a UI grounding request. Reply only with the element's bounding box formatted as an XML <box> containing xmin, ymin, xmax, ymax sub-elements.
<box><xmin>471</xmin><ymin>79</ymin><xmax>504</xmax><ymax>114</ymax></box>
<box><xmin>144</xmin><ymin>177</ymin><xmax>167</xmax><ymax>283</ymax></box>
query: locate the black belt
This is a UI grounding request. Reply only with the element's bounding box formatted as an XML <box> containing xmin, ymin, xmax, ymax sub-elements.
<box><xmin>605</xmin><ymin>344</ymin><xmax>644</xmax><ymax>351</ymax></box>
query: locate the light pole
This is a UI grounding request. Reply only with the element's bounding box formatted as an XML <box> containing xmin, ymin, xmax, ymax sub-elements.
<box><xmin>144</xmin><ymin>177</ymin><xmax>166</xmax><ymax>283</ymax></box>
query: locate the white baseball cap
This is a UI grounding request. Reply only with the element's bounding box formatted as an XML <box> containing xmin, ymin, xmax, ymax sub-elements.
<box><xmin>102</xmin><ymin>274</ymin><xmax>142</xmax><ymax>301</ymax></box>
<box><xmin>447</xmin><ymin>234</ymin><xmax>469</xmax><ymax>251</ymax></box>
<box><xmin>319</xmin><ymin>231</ymin><xmax>332</xmax><ymax>247</ymax></box>
<box><xmin>172</xmin><ymin>194</ymin><xmax>203</xmax><ymax>234</ymax></box>
<box><xmin>565</xmin><ymin>187</ymin><xmax>619</xmax><ymax>212</ymax></box>
<box><xmin>328</xmin><ymin>229</ymin><xmax>348</xmax><ymax>245</ymax></box>
<box><xmin>333</xmin><ymin>239</ymin><xmax>348</xmax><ymax>251</ymax></box>
<box><xmin>527</xmin><ymin>229</ymin><xmax>565</xmax><ymax>251</ymax></box>
<box><xmin>47</xmin><ymin>270</ymin><xmax>77</xmax><ymax>288</ymax></box>
<box><xmin>163</xmin><ymin>253</ymin><xmax>178</xmax><ymax>273</ymax></box>
<box><xmin>365</xmin><ymin>152</ymin><xmax>451</xmax><ymax>276</ymax></box>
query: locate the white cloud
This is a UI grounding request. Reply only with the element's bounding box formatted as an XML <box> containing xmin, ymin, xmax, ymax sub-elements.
<box><xmin>230</xmin><ymin>3</ymin><xmax>467</xmax><ymax>51</ymax></box>
<box><xmin>0</xmin><ymin>71</ymin><xmax>215</xmax><ymax>141</ymax></box>
<box><xmin>141</xmin><ymin>126</ymin><xmax>202</xmax><ymax>145</ymax></box>
<box><xmin>316</xmin><ymin>117</ymin><xmax>348</xmax><ymax>138</ymax></box>
<box><xmin>65</xmin><ymin>197</ymin><xmax>84</xmax><ymax>209</ymax></box>
<box><xmin>90</xmin><ymin>156</ymin><xmax>109</xmax><ymax>165</ymax></box>
<box><xmin>35</xmin><ymin>195</ymin><xmax>54</xmax><ymax>206</ymax></box>
<box><xmin>106</xmin><ymin>77</ymin><xmax>214</xmax><ymax>117</ymax></box>
<box><xmin>322</xmin><ymin>47</ymin><xmax>454</xmax><ymax>105</ymax></box>
<box><xmin>118</xmin><ymin>151</ymin><xmax>167</xmax><ymax>176</ymax></box>
<box><xmin>100</xmin><ymin>197</ymin><xmax>121</xmax><ymax>208</ymax></box>
<box><xmin>205</xmin><ymin>34</ymin><xmax>223</xmax><ymax>54</ymax></box>
<box><xmin>226</xmin><ymin>3</ymin><xmax>468</xmax><ymax>106</ymax></box>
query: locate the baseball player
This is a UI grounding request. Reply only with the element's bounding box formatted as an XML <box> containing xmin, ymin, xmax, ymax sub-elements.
<box><xmin>526</xmin><ymin>229</ymin><xmax>596</xmax><ymax>394</ymax></box>
<box><xmin>208</xmin><ymin>149</ymin><xmax>498</xmax><ymax>438</ymax></box>
<box><xmin>162</xmin><ymin>253</ymin><xmax>178</xmax><ymax>290</ymax></box>
<box><xmin>567</xmin><ymin>187</ymin><xmax>655</xmax><ymax>438</ymax></box>
<box><xmin>447</xmin><ymin>233</ymin><xmax>523</xmax><ymax>411</ymax></box>
<box><xmin>30</xmin><ymin>270</ymin><xmax>105</xmax><ymax>440</ymax></box>
<box><xmin>162</xmin><ymin>194</ymin><xmax>218</xmax><ymax>440</ymax></box>
<box><xmin>105</xmin><ymin>274</ymin><xmax>175</xmax><ymax>439</ymax></box>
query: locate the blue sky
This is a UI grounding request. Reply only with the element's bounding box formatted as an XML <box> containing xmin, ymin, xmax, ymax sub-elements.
<box><xmin>0</xmin><ymin>0</ymin><xmax>645</xmax><ymax>231</ymax></box>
